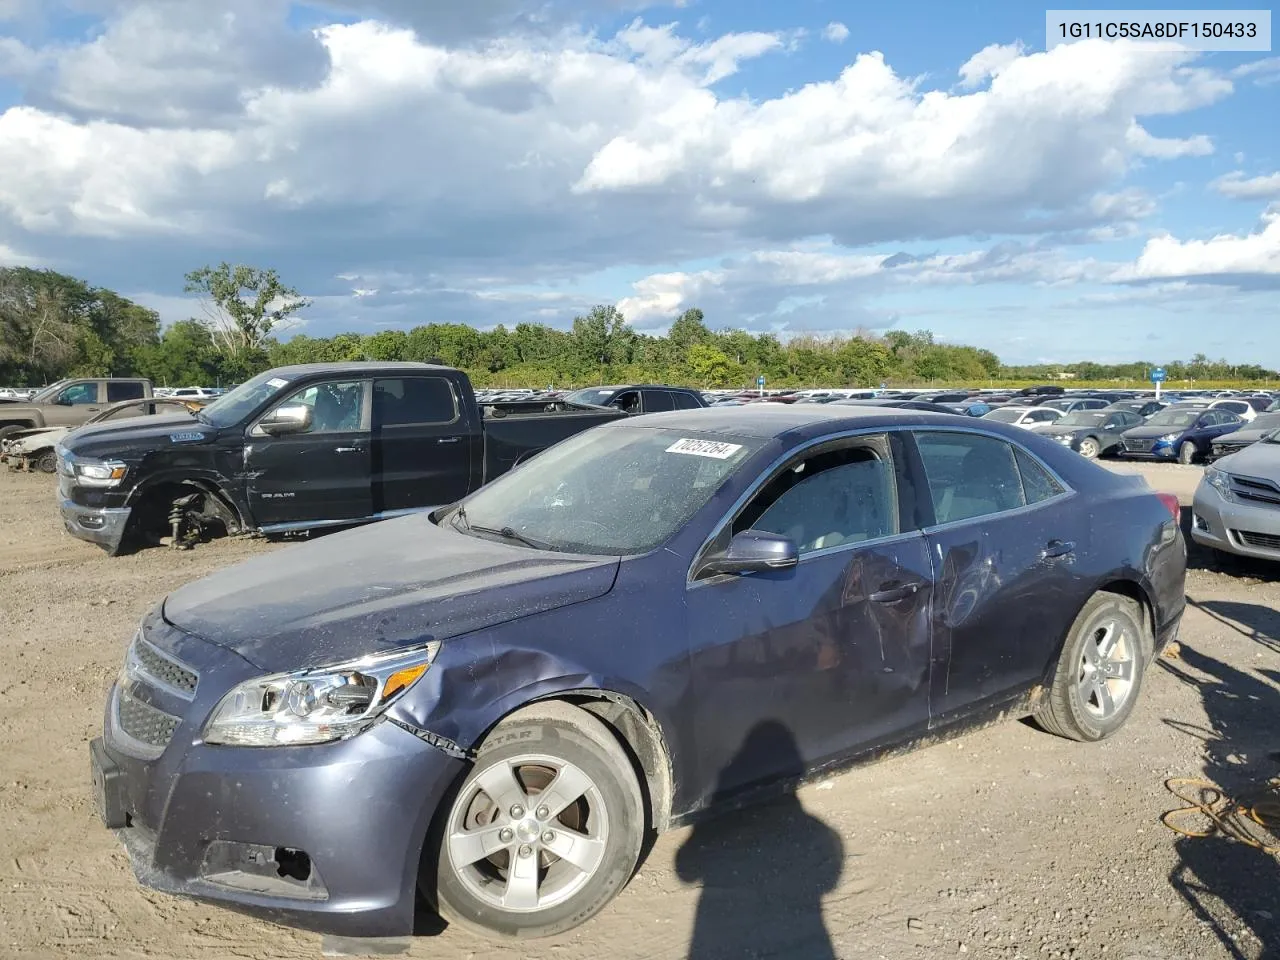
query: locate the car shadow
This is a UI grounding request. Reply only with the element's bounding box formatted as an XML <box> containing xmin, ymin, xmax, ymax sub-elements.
<box><xmin>1156</xmin><ymin>613</ymin><xmax>1280</xmax><ymax>958</ymax></box>
<box><xmin>674</xmin><ymin>721</ymin><xmax>844</xmax><ymax>960</ymax></box>
<box><xmin>1180</xmin><ymin>506</ymin><xmax>1280</xmax><ymax>583</ymax></box>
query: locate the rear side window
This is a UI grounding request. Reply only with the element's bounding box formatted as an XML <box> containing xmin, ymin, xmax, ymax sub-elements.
<box><xmin>672</xmin><ymin>391</ymin><xmax>702</xmax><ymax>410</ymax></box>
<box><xmin>107</xmin><ymin>382</ymin><xmax>146</xmax><ymax>403</ymax></box>
<box><xmin>1014</xmin><ymin>448</ymin><xmax>1065</xmax><ymax>504</ymax></box>
<box><xmin>373</xmin><ymin>377</ymin><xmax>457</xmax><ymax>426</ymax></box>
<box><xmin>915</xmin><ymin>432</ymin><xmax>1026</xmax><ymax>525</ymax></box>
<box><xmin>642</xmin><ymin>390</ymin><xmax>676</xmax><ymax>413</ymax></box>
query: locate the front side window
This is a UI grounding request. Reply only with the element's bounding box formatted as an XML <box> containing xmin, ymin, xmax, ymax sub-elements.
<box><xmin>453</xmin><ymin>426</ymin><xmax>765</xmax><ymax>555</ymax></box>
<box><xmin>916</xmin><ymin>432</ymin><xmax>1027</xmax><ymax>525</ymax></box>
<box><xmin>277</xmin><ymin>380</ymin><xmax>366</xmax><ymax>434</ymax></box>
<box><xmin>734</xmin><ymin>441</ymin><xmax>900</xmax><ymax>554</ymax></box>
<box><xmin>58</xmin><ymin>383</ymin><xmax>97</xmax><ymax>405</ymax></box>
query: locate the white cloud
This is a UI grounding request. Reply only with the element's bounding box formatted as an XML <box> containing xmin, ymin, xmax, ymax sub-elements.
<box><xmin>822</xmin><ymin>22</ymin><xmax>849</xmax><ymax>44</ymax></box>
<box><xmin>1232</xmin><ymin>56</ymin><xmax>1280</xmax><ymax>85</ymax></box>
<box><xmin>958</xmin><ymin>42</ymin><xmax>1023</xmax><ymax>88</ymax></box>
<box><xmin>1211</xmin><ymin>171</ymin><xmax>1280</xmax><ymax>200</ymax></box>
<box><xmin>1118</xmin><ymin>205</ymin><xmax>1280</xmax><ymax>281</ymax></box>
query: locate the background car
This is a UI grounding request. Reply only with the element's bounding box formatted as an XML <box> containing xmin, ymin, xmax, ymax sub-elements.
<box><xmin>1040</xmin><ymin>397</ymin><xmax>1110</xmax><ymax>415</ymax></box>
<box><xmin>1209</xmin><ymin>397</ymin><xmax>1269</xmax><ymax>422</ymax></box>
<box><xmin>941</xmin><ymin>400</ymin><xmax>994</xmax><ymax>417</ymax></box>
<box><xmin>981</xmin><ymin>405</ymin><xmax>1064</xmax><ymax>429</ymax></box>
<box><xmin>1030</xmin><ymin>409</ymin><xmax>1143</xmax><ymax>459</ymax></box>
<box><xmin>563</xmin><ymin>385</ymin><xmax>708</xmax><ymax>413</ymax></box>
<box><xmin>834</xmin><ymin>398</ymin><xmax>961</xmax><ymax>414</ymax></box>
<box><xmin>1192</xmin><ymin>438</ymin><xmax>1280</xmax><ymax>561</ymax></box>
<box><xmin>1208</xmin><ymin>411</ymin><xmax>1280</xmax><ymax>461</ymax></box>
<box><xmin>1104</xmin><ymin>399</ymin><xmax>1166</xmax><ymax>419</ymax></box>
<box><xmin>1119</xmin><ymin>407</ymin><xmax>1244</xmax><ymax>464</ymax></box>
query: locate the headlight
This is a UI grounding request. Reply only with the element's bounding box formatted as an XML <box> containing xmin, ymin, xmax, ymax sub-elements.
<box><xmin>75</xmin><ymin>459</ymin><xmax>128</xmax><ymax>487</ymax></box>
<box><xmin>1056</xmin><ymin>434</ymin><xmax>1074</xmax><ymax>444</ymax></box>
<box><xmin>1204</xmin><ymin>466</ymin><xmax>1236</xmax><ymax>503</ymax></box>
<box><xmin>1158</xmin><ymin>433</ymin><xmax>1180</xmax><ymax>443</ymax></box>
<box><xmin>203</xmin><ymin>642</ymin><xmax>441</xmax><ymax>746</ymax></box>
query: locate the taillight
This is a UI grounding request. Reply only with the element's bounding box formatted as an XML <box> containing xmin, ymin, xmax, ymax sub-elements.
<box><xmin>1156</xmin><ymin>492</ymin><xmax>1181</xmax><ymax>521</ymax></box>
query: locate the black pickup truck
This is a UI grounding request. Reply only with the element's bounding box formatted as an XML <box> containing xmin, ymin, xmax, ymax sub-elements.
<box><xmin>56</xmin><ymin>362</ymin><xmax>626</xmax><ymax>555</ymax></box>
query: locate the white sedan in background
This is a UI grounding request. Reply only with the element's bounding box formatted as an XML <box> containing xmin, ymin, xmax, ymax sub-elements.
<box><xmin>981</xmin><ymin>405</ymin><xmax>1064</xmax><ymax>430</ymax></box>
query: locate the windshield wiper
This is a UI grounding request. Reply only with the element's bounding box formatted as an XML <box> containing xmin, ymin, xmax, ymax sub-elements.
<box><xmin>451</xmin><ymin>506</ymin><xmax>551</xmax><ymax>550</ymax></box>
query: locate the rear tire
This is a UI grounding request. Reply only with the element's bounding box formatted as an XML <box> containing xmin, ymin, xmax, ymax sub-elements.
<box><xmin>1034</xmin><ymin>593</ymin><xmax>1151</xmax><ymax>742</ymax></box>
<box><xmin>427</xmin><ymin>701</ymin><xmax>645</xmax><ymax>940</ymax></box>
<box><xmin>1178</xmin><ymin>441</ymin><xmax>1197</xmax><ymax>465</ymax></box>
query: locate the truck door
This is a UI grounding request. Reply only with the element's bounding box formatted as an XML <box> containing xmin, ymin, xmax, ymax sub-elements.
<box><xmin>45</xmin><ymin>381</ymin><xmax>103</xmax><ymax>425</ymax></box>
<box><xmin>244</xmin><ymin>379</ymin><xmax>373</xmax><ymax>528</ymax></box>
<box><xmin>371</xmin><ymin>376</ymin><xmax>477</xmax><ymax>513</ymax></box>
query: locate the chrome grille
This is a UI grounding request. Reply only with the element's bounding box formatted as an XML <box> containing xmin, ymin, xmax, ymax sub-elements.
<box><xmin>117</xmin><ymin>687</ymin><xmax>181</xmax><ymax>748</ymax></box>
<box><xmin>1123</xmin><ymin>438</ymin><xmax>1154</xmax><ymax>453</ymax></box>
<box><xmin>1230</xmin><ymin>475</ymin><xmax>1280</xmax><ymax>507</ymax></box>
<box><xmin>129</xmin><ymin>636</ymin><xmax>198</xmax><ymax>696</ymax></box>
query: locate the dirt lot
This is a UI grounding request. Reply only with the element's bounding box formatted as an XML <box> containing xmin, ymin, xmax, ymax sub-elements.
<box><xmin>1</xmin><ymin>462</ymin><xmax>1276</xmax><ymax>960</ymax></box>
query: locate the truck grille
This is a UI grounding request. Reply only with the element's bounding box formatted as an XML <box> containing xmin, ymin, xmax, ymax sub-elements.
<box><xmin>128</xmin><ymin>635</ymin><xmax>198</xmax><ymax>696</ymax></box>
<box><xmin>1230</xmin><ymin>475</ymin><xmax>1280</xmax><ymax>507</ymax></box>
<box><xmin>117</xmin><ymin>687</ymin><xmax>181</xmax><ymax>748</ymax></box>
<box><xmin>1233</xmin><ymin>530</ymin><xmax>1280</xmax><ymax>551</ymax></box>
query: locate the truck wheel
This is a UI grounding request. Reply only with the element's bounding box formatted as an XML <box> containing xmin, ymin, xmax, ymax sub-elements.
<box><xmin>1077</xmin><ymin>437</ymin><xmax>1099</xmax><ymax>459</ymax></box>
<box><xmin>428</xmin><ymin>701</ymin><xmax>645</xmax><ymax>940</ymax></box>
<box><xmin>1034</xmin><ymin>593</ymin><xmax>1151</xmax><ymax>743</ymax></box>
<box><xmin>35</xmin><ymin>451</ymin><xmax>56</xmax><ymax>474</ymax></box>
<box><xmin>1178</xmin><ymin>441</ymin><xmax>1197</xmax><ymax>465</ymax></box>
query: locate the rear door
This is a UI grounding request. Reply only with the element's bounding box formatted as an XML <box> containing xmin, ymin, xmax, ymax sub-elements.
<box><xmin>245</xmin><ymin>379</ymin><xmax>372</xmax><ymax>527</ymax></box>
<box><xmin>906</xmin><ymin>429</ymin><xmax>1093</xmax><ymax>724</ymax></box>
<box><xmin>105</xmin><ymin>382</ymin><xmax>149</xmax><ymax>420</ymax></box>
<box><xmin>371</xmin><ymin>375</ymin><xmax>478</xmax><ymax>513</ymax></box>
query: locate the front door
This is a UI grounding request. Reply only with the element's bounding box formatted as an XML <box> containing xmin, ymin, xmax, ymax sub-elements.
<box><xmin>371</xmin><ymin>376</ymin><xmax>478</xmax><ymax>513</ymax></box>
<box><xmin>907</xmin><ymin>429</ymin><xmax>1094</xmax><ymax>723</ymax></box>
<box><xmin>245</xmin><ymin>379</ymin><xmax>372</xmax><ymax>527</ymax></box>
<box><xmin>45</xmin><ymin>381</ymin><xmax>103</xmax><ymax>425</ymax></box>
<box><xmin>685</xmin><ymin>434</ymin><xmax>935</xmax><ymax>806</ymax></box>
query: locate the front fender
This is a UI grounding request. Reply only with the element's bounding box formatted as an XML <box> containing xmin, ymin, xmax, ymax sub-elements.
<box><xmin>126</xmin><ymin>468</ymin><xmax>249</xmax><ymax>528</ymax></box>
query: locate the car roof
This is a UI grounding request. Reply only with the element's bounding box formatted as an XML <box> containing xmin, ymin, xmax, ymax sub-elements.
<box><xmin>610</xmin><ymin>403</ymin><xmax>979</xmax><ymax>440</ymax></box>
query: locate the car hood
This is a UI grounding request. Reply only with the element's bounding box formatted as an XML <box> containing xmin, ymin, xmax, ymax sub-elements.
<box><xmin>162</xmin><ymin>514</ymin><xmax>621</xmax><ymax>672</ymax></box>
<box><xmin>1215</xmin><ymin>441</ymin><xmax>1280</xmax><ymax>479</ymax></box>
<box><xmin>1032</xmin><ymin>424</ymin><xmax>1089</xmax><ymax>438</ymax></box>
<box><xmin>1122</xmin><ymin>424</ymin><xmax>1191</xmax><ymax>439</ymax></box>
<box><xmin>4</xmin><ymin>426</ymin><xmax>67</xmax><ymax>451</ymax></box>
<box><xmin>61</xmin><ymin>413</ymin><xmax>209</xmax><ymax>458</ymax></box>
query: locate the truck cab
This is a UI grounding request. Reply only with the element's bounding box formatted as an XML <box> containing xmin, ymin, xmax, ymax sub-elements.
<box><xmin>0</xmin><ymin>378</ymin><xmax>152</xmax><ymax>439</ymax></box>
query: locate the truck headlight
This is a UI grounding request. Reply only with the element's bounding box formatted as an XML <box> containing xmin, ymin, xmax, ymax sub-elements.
<box><xmin>203</xmin><ymin>642</ymin><xmax>441</xmax><ymax>747</ymax></box>
<box><xmin>75</xmin><ymin>460</ymin><xmax>128</xmax><ymax>487</ymax></box>
<box><xmin>1204</xmin><ymin>466</ymin><xmax>1236</xmax><ymax>503</ymax></box>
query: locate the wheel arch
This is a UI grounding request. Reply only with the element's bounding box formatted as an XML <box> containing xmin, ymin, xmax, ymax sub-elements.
<box><xmin>124</xmin><ymin>473</ymin><xmax>248</xmax><ymax>539</ymax></box>
<box><xmin>1038</xmin><ymin>577</ymin><xmax>1157</xmax><ymax>687</ymax></box>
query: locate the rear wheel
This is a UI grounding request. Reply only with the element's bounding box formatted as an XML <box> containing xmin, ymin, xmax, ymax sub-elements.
<box><xmin>1034</xmin><ymin>593</ymin><xmax>1151</xmax><ymax>742</ymax></box>
<box><xmin>428</xmin><ymin>702</ymin><xmax>645</xmax><ymax>939</ymax></box>
<box><xmin>1077</xmin><ymin>437</ymin><xmax>1100</xmax><ymax>459</ymax></box>
<box><xmin>1178</xmin><ymin>441</ymin><xmax>1197</xmax><ymax>465</ymax></box>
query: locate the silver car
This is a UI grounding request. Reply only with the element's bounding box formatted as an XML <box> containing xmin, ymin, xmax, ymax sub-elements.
<box><xmin>1191</xmin><ymin>438</ymin><xmax>1280</xmax><ymax>560</ymax></box>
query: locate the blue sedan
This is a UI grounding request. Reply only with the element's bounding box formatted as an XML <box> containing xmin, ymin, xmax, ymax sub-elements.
<box><xmin>1118</xmin><ymin>406</ymin><xmax>1244</xmax><ymax>464</ymax></box>
<box><xmin>90</xmin><ymin>406</ymin><xmax>1186</xmax><ymax>940</ymax></box>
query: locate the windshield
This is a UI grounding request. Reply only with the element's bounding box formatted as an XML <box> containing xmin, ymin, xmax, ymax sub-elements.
<box><xmin>452</xmin><ymin>425</ymin><xmax>765</xmax><ymax>555</ymax></box>
<box><xmin>197</xmin><ymin>369</ymin><xmax>296</xmax><ymax>427</ymax></box>
<box><xmin>983</xmin><ymin>408</ymin><xmax>1025</xmax><ymax>423</ymax></box>
<box><xmin>29</xmin><ymin>380</ymin><xmax>72</xmax><ymax>404</ymax></box>
<box><xmin>1145</xmin><ymin>410</ymin><xmax>1200</xmax><ymax>428</ymax></box>
<box><xmin>1057</xmin><ymin>412</ymin><xmax>1106</xmax><ymax>427</ymax></box>
<box><xmin>564</xmin><ymin>388</ymin><xmax>618</xmax><ymax>407</ymax></box>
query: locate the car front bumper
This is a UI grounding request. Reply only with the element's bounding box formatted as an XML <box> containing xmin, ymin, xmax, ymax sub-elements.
<box><xmin>93</xmin><ymin>618</ymin><xmax>466</xmax><ymax>937</ymax></box>
<box><xmin>1190</xmin><ymin>484</ymin><xmax>1280</xmax><ymax>561</ymax></box>
<box><xmin>60</xmin><ymin>499</ymin><xmax>132</xmax><ymax>554</ymax></box>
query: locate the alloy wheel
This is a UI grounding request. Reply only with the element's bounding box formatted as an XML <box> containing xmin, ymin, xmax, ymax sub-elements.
<box><xmin>1076</xmin><ymin>620</ymin><xmax>1136</xmax><ymax>719</ymax></box>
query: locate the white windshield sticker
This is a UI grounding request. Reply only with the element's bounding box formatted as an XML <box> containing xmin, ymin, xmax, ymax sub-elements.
<box><xmin>665</xmin><ymin>438</ymin><xmax>743</xmax><ymax>459</ymax></box>
<box><xmin>267</xmin><ymin>377</ymin><xmax>289</xmax><ymax>388</ymax></box>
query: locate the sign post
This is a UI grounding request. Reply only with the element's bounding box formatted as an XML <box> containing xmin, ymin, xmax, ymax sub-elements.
<box><xmin>757</xmin><ymin>375</ymin><xmax>766</xmax><ymax>397</ymax></box>
<box><xmin>1150</xmin><ymin>366</ymin><xmax>1166</xmax><ymax>400</ymax></box>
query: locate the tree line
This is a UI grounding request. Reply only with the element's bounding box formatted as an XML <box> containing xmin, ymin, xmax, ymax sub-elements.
<box><xmin>1</xmin><ymin>266</ymin><xmax>1276</xmax><ymax>390</ymax></box>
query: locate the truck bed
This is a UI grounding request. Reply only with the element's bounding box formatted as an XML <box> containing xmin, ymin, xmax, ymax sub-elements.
<box><xmin>480</xmin><ymin>400</ymin><xmax>626</xmax><ymax>480</ymax></box>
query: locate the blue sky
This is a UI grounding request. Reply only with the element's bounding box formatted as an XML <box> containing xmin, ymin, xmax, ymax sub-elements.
<box><xmin>0</xmin><ymin>0</ymin><xmax>1276</xmax><ymax>365</ymax></box>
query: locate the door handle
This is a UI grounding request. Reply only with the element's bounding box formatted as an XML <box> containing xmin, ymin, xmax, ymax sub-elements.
<box><xmin>437</xmin><ymin>437</ymin><xmax>461</xmax><ymax>444</ymax></box>
<box><xmin>334</xmin><ymin>445</ymin><xmax>365</xmax><ymax>453</ymax></box>
<box><xmin>1040</xmin><ymin>539</ymin><xmax>1075</xmax><ymax>559</ymax></box>
<box><xmin>869</xmin><ymin>581</ymin><xmax>923</xmax><ymax>603</ymax></box>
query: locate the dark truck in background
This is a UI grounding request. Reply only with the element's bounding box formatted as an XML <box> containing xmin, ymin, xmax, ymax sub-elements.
<box><xmin>57</xmin><ymin>362</ymin><xmax>626</xmax><ymax>555</ymax></box>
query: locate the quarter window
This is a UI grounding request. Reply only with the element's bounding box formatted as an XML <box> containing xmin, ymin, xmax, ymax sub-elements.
<box><xmin>1014</xmin><ymin>448</ymin><xmax>1064</xmax><ymax>505</ymax></box>
<box><xmin>735</xmin><ymin>441</ymin><xmax>900</xmax><ymax>555</ymax></box>
<box><xmin>915</xmin><ymin>432</ymin><xmax>1027</xmax><ymax>525</ymax></box>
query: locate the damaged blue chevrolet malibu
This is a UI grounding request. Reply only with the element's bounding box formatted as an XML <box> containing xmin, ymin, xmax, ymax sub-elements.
<box><xmin>91</xmin><ymin>406</ymin><xmax>1186</xmax><ymax>939</ymax></box>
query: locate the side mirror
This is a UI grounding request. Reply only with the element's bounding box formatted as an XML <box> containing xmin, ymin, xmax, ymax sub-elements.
<box><xmin>702</xmin><ymin>530</ymin><xmax>799</xmax><ymax>576</ymax></box>
<box><xmin>258</xmin><ymin>403</ymin><xmax>312</xmax><ymax>436</ymax></box>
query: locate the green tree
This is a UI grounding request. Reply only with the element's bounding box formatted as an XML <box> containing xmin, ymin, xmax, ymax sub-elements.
<box><xmin>184</xmin><ymin>263</ymin><xmax>309</xmax><ymax>359</ymax></box>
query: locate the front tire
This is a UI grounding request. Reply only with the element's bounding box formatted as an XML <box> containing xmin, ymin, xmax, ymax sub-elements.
<box><xmin>1034</xmin><ymin>593</ymin><xmax>1151</xmax><ymax>742</ymax></box>
<box><xmin>427</xmin><ymin>701</ymin><xmax>645</xmax><ymax>939</ymax></box>
<box><xmin>1178</xmin><ymin>441</ymin><xmax>1197</xmax><ymax>465</ymax></box>
<box><xmin>1077</xmin><ymin>437</ymin><xmax>1100</xmax><ymax>459</ymax></box>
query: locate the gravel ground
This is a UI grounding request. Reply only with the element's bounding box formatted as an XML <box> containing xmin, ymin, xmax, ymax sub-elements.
<box><xmin>0</xmin><ymin>461</ymin><xmax>1276</xmax><ymax>960</ymax></box>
